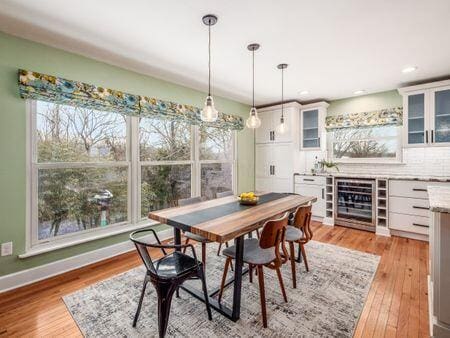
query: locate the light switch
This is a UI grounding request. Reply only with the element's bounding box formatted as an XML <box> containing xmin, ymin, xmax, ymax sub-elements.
<box><xmin>1</xmin><ymin>242</ymin><xmax>13</xmax><ymax>256</ymax></box>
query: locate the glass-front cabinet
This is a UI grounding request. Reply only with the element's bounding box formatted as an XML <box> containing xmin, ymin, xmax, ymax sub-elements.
<box><xmin>400</xmin><ymin>81</ymin><xmax>450</xmax><ymax>147</ymax></box>
<box><xmin>300</xmin><ymin>102</ymin><xmax>329</xmax><ymax>150</ymax></box>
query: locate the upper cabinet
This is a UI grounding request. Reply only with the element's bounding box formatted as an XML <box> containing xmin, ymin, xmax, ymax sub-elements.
<box><xmin>300</xmin><ymin>102</ymin><xmax>329</xmax><ymax>150</ymax></box>
<box><xmin>255</xmin><ymin>103</ymin><xmax>300</xmax><ymax>144</ymax></box>
<box><xmin>399</xmin><ymin>80</ymin><xmax>450</xmax><ymax>147</ymax></box>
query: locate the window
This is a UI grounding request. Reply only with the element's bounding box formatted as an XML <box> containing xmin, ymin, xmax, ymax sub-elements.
<box><xmin>28</xmin><ymin>100</ymin><xmax>236</xmax><ymax>249</ymax></box>
<box><xmin>329</xmin><ymin>125</ymin><xmax>401</xmax><ymax>162</ymax></box>
<box><xmin>199</xmin><ymin>126</ymin><xmax>234</xmax><ymax>199</ymax></box>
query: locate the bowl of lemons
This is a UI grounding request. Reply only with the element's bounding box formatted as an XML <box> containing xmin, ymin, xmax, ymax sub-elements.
<box><xmin>238</xmin><ymin>192</ymin><xmax>259</xmax><ymax>205</ymax></box>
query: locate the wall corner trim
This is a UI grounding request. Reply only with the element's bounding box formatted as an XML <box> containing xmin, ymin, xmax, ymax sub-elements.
<box><xmin>0</xmin><ymin>228</ymin><xmax>173</xmax><ymax>293</ymax></box>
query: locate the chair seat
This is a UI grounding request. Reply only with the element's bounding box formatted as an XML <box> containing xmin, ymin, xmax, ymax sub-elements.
<box><xmin>154</xmin><ymin>251</ymin><xmax>199</xmax><ymax>279</ymax></box>
<box><xmin>184</xmin><ymin>231</ymin><xmax>211</xmax><ymax>243</ymax></box>
<box><xmin>222</xmin><ymin>238</ymin><xmax>276</xmax><ymax>265</ymax></box>
<box><xmin>285</xmin><ymin>225</ymin><xmax>303</xmax><ymax>242</ymax></box>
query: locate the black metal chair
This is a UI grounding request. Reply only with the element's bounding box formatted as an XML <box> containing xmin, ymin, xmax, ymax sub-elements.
<box><xmin>130</xmin><ymin>228</ymin><xmax>212</xmax><ymax>338</ymax></box>
<box><xmin>178</xmin><ymin>197</ymin><xmax>213</xmax><ymax>271</ymax></box>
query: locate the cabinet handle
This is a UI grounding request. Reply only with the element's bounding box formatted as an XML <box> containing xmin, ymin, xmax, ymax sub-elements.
<box><xmin>412</xmin><ymin>188</ymin><xmax>427</xmax><ymax>192</ymax></box>
<box><xmin>269</xmin><ymin>165</ymin><xmax>272</xmax><ymax>175</ymax></box>
<box><xmin>322</xmin><ymin>188</ymin><xmax>325</xmax><ymax>199</ymax></box>
<box><xmin>431</xmin><ymin>130</ymin><xmax>434</xmax><ymax>143</ymax></box>
<box><xmin>425</xmin><ymin>130</ymin><xmax>429</xmax><ymax>143</ymax></box>
<box><xmin>318</xmin><ymin>137</ymin><xmax>321</xmax><ymax>148</ymax></box>
<box><xmin>413</xmin><ymin>223</ymin><xmax>429</xmax><ymax>228</ymax></box>
<box><xmin>273</xmin><ymin>165</ymin><xmax>275</xmax><ymax>176</ymax></box>
<box><xmin>413</xmin><ymin>206</ymin><xmax>429</xmax><ymax>210</ymax></box>
<box><xmin>269</xmin><ymin>131</ymin><xmax>272</xmax><ymax>141</ymax></box>
<box><xmin>272</xmin><ymin>131</ymin><xmax>275</xmax><ymax>141</ymax></box>
<box><xmin>304</xmin><ymin>178</ymin><xmax>314</xmax><ymax>182</ymax></box>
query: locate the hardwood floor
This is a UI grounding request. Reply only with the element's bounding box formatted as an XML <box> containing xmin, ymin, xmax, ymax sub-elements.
<box><xmin>0</xmin><ymin>223</ymin><xmax>429</xmax><ymax>337</ymax></box>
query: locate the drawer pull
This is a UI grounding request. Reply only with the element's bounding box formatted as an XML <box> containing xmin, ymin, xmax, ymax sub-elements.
<box><xmin>412</xmin><ymin>223</ymin><xmax>429</xmax><ymax>228</ymax></box>
<box><xmin>412</xmin><ymin>188</ymin><xmax>427</xmax><ymax>192</ymax></box>
<box><xmin>303</xmin><ymin>178</ymin><xmax>315</xmax><ymax>182</ymax></box>
<box><xmin>413</xmin><ymin>205</ymin><xmax>429</xmax><ymax>210</ymax></box>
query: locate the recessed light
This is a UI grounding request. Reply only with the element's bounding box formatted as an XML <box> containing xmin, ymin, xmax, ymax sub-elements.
<box><xmin>402</xmin><ymin>66</ymin><xmax>418</xmax><ymax>73</ymax></box>
<box><xmin>299</xmin><ymin>90</ymin><xmax>309</xmax><ymax>95</ymax></box>
<box><xmin>353</xmin><ymin>90</ymin><xmax>365</xmax><ymax>95</ymax></box>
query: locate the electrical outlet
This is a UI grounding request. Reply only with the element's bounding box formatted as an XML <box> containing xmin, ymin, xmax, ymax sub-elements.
<box><xmin>1</xmin><ymin>242</ymin><xmax>13</xmax><ymax>256</ymax></box>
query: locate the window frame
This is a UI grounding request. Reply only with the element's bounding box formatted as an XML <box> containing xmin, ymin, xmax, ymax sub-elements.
<box><xmin>26</xmin><ymin>100</ymin><xmax>237</xmax><ymax>253</ymax></box>
<box><xmin>328</xmin><ymin>125</ymin><xmax>403</xmax><ymax>164</ymax></box>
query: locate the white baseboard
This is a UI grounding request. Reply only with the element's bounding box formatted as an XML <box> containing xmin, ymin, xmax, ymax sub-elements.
<box><xmin>0</xmin><ymin>228</ymin><xmax>173</xmax><ymax>293</ymax></box>
<box><xmin>389</xmin><ymin>229</ymin><xmax>429</xmax><ymax>242</ymax></box>
<box><xmin>376</xmin><ymin>226</ymin><xmax>391</xmax><ymax>237</ymax></box>
<box><xmin>322</xmin><ymin>217</ymin><xmax>334</xmax><ymax>226</ymax></box>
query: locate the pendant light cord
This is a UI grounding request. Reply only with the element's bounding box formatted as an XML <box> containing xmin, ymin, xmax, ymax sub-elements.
<box><xmin>252</xmin><ymin>49</ymin><xmax>255</xmax><ymax>108</ymax></box>
<box><xmin>281</xmin><ymin>67</ymin><xmax>284</xmax><ymax>119</ymax></box>
<box><xmin>208</xmin><ymin>22</ymin><xmax>211</xmax><ymax>97</ymax></box>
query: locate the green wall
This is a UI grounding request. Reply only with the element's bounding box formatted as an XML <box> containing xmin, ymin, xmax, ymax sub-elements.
<box><xmin>327</xmin><ymin>90</ymin><xmax>402</xmax><ymax>116</ymax></box>
<box><xmin>0</xmin><ymin>32</ymin><xmax>253</xmax><ymax>276</ymax></box>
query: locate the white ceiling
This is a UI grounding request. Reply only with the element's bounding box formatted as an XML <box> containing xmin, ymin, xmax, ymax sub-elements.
<box><xmin>1</xmin><ymin>0</ymin><xmax>449</xmax><ymax>105</ymax></box>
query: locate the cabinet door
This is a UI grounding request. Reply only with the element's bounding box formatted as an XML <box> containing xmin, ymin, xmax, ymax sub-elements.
<box><xmin>255</xmin><ymin>111</ymin><xmax>272</xmax><ymax>144</ymax></box>
<box><xmin>431</xmin><ymin>87</ymin><xmax>450</xmax><ymax>145</ymax></box>
<box><xmin>271</xmin><ymin>143</ymin><xmax>293</xmax><ymax>179</ymax></box>
<box><xmin>255</xmin><ymin>178</ymin><xmax>272</xmax><ymax>193</ymax></box>
<box><xmin>255</xmin><ymin>144</ymin><xmax>271</xmax><ymax>178</ymax></box>
<box><xmin>272</xmin><ymin>178</ymin><xmax>292</xmax><ymax>193</ymax></box>
<box><xmin>272</xmin><ymin>109</ymin><xmax>293</xmax><ymax>143</ymax></box>
<box><xmin>405</xmin><ymin>92</ymin><xmax>427</xmax><ymax>146</ymax></box>
<box><xmin>301</xmin><ymin>109</ymin><xmax>320</xmax><ymax>149</ymax></box>
<box><xmin>295</xmin><ymin>183</ymin><xmax>325</xmax><ymax>217</ymax></box>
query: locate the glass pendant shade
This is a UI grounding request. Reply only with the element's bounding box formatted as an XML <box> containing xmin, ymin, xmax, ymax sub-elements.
<box><xmin>201</xmin><ymin>95</ymin><xmax>218</xmax><ymax>122</ymax></box>
<box><xmin>246</xmin><ymin>107</ymin><xmax>261</xmax><ymax>129</ymax></box>
<box><xmin>276</xmin><ymin>116</ymin><xmax>287</xmax><ymax>134</ymax></box>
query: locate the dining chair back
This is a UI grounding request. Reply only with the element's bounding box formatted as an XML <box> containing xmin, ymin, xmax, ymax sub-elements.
<box><xmin>178</xmin><ymin>196</ymin><xmax>202</xmax><ymax>206</ymax></box>
<box><xmin>216</xmin><ymin>190</ymin><xmax>234</xmax><ymax>198</ymax></box>
<box><xmin>292</xmin><ymin>203</ymin><xmax>313</xmax><ymax>242</ymax></box>
<box><xmin>130</xmin><ymin>228</ymin><xmax>212</xmax><ymax>337</ymax></box>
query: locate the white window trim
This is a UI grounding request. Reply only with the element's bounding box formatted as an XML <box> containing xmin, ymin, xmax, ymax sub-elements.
<box><xmin>328</xmin><ymin>126</ymin><xmax>403</xmax><ymax>164</ymax></box>
<box><xmin>25</xmin><ymin>100</ymin><xmax>237</xmax><ymax>256</ymax></box>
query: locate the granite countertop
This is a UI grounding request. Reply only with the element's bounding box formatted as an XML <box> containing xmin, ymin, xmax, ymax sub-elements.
<box><xmin>428</xmin><ymin>186</ymin><xmax>450</xmax><ymax>213</ymax></box>
<box><xmin>293</xmin><ymin>172</ymin><xmax>450</xmax><ymax>182</ymax></box>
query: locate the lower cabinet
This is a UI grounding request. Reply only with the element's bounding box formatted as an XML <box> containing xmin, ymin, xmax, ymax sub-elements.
<box><xmin>294</xmin><ymin>175</ymin><xmax>326</xmax><ymax>218</ymax></box>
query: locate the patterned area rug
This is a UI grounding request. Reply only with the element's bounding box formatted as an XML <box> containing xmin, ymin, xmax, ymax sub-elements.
<box><xmin>63</xmin><ymin>240</ymin><xmax>380</xmax><ymax>337</ymax></box>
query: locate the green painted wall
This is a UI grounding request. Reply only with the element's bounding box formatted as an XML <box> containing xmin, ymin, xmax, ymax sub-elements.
<box><xmin>0</xmin><ymin>32</ymin><xmax>253</xmax><ymax>276</ymax></box>
<box><xmin>327</xmin><ymin>90</ymin><xmax>403</xmax><ymax>116</ymax></box>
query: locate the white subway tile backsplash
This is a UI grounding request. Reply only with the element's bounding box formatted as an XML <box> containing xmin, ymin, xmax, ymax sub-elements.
<box><xmin>297</xmin><ymin>147</ymin><xmax>450</xmax><ymax>177</ymax></box>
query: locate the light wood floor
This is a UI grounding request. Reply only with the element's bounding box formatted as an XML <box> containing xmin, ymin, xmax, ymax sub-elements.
<box><xmin>0</xmin><ymin>223</ymin><xmax>429</xmax><ymax>337</ymax></box>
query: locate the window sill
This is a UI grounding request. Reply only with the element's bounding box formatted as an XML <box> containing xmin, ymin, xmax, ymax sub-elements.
<box><xmin>333</xmin><ymin>160</ymin><xmax>406</xmax><ymax>165</ymax></box>
<box><xmin>19</xmin><ymin>220</ymin><xmax>161</xmax><ymax>259</ymax></box>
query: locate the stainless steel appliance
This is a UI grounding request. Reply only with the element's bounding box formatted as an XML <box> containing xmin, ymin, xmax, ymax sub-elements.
<box><xmin>334</xmin><ymin>178</ymin><xmax>376</xmax><ymax>232</ymax></box>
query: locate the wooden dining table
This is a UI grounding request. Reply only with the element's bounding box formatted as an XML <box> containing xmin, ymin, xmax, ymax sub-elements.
<box><xmin>148</xmin><ymin>192</ymin><xmax>317</xmax><ymax>322</ymax></box>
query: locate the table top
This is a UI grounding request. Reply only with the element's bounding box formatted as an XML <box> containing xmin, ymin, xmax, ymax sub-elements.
<box><xmin>148</xmin><ymin>193</ymin><xmax>317</xmax><ymax>243</ymax></box>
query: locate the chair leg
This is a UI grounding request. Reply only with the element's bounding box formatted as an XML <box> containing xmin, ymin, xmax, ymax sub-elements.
<box><xmin>218</xmin><ymin>257</ymin><xmax>231</xmax><ymax>302</ymax></box>
<box><xmin>257</xmin><ymin>265</ymin><xmax>267</xmax><ymax>328</ymax></box>
<box><xmin>198</xmin><ymin>267</ymin><xmax>212</xmax><ymax>320</ymax></box>
<box><xmin>296</xmin><ymin>242</ymin><xmax>302</xmax><ymax>263</ymax></box>
<box><xmin>256</xmin><ymin>229</ymin><xmax>260</xmax><ymax>240</ymax></box>
<box><xmin>249</xmin><ymin>264</ymin><xmax>253</xmax><ymax>283</ymax></box>
<box><xmin>133</xmin><ymin>274</ymin><xmax>150</xmax><ymax>327</ymax></box>
<box><xmin>300</xmin><ymin>244</ymin><xmax>309</xmax><ymax>272</ymax></box>
<box><xmin>275</xmin><ymin>267</ymin><xmax>288</xmax><ymax>303</ymax></box>
<box><xmin>155</xmin><ymin>281</ymin><xmax>177</xmax><ymax>338</ymax></box>
<box><xmin>201</xmin><ymin>243</ymin><xmax>207</xmax><ymax>272</ymax></box>
<box><xmin>182</xmin><ymin>237</ymin><xmax>190</xmax><ymax>254</ymax></box>
<box><xmin>217</xmin><ymin>242</ymin><xmax>222</xmax><ymax>256</ymax></box>
<box><xmin>288</xmin><ymin>241</ymin><xmax>297</xmax><ymax>289</ymax></box>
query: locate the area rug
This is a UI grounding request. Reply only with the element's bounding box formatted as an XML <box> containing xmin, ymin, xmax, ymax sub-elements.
<box><xmin>63</xmin><ymin>240</ymin><xmax>380</xmax><ymax>337</ymax></box>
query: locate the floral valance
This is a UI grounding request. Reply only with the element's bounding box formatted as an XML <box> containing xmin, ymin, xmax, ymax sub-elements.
<box><xmin>325</xmin><ymin>107</ymin><xmax>403</xmax><ymax>130</ymax></box>
<box><xmin>18</xmin><ymin>69</ymin><xmax>244</xmax><ymax>130</ymax></box>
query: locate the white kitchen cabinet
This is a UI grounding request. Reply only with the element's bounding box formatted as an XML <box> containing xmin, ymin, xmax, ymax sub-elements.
<box><xmin>294</xmin><ymin>175</ymin><xmax>326</xmax><ymax>218</ymax></box>
<box><xmin>300</xmin><ymin>102</ymin><xmax>329</xmax><ymax>150</ymax></box>
<box><xmin>399</xmin><ymin>80</ymin><xmax>450</xmax><ymax>147</ymax></box>
<box><xmin>255</xmin><ymin>103</ymin><xmax>300</xmax><ymax>144</ymax></box>
<box><xmin>255</xmin><ymin>143</ymin><xmax>293</xmax><ymax>193</ymax></box>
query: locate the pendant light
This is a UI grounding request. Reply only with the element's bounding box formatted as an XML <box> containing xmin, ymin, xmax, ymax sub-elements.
<box><xmin>246</xmin><ymin>43</ymin><xmax>261</xmax><ymax>129</ymax></box>
<box><xmin>276</xmin><ymin>63</ymin><xmax>288</xmax><ymax>134</ymax></box>
<box><xmin>201</xmin><ymin>14</ymin><xmax>219</xmax><ymax>122</ymax></box>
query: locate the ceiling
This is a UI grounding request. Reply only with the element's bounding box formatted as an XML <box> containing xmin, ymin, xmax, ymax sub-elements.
<box><xmin>1</xmin><ymin>0</ymin><xmax>449</xmax><ymax>106</ymax></box>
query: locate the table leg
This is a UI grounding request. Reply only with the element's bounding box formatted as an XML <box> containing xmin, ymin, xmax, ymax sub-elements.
<box><xmin>174</xmin><ymin>227</ymin><xmax>181</xmax><ymax>251</ymax></box>
<box><xmin>231</xmin><ymin>235</ymin><xmax>244</xmax><ymax>321</ymax></box>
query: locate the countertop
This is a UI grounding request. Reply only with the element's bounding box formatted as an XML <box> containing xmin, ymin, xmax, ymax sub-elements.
<box><xmin>428</xmin><ymin>186</ymin><xmax>450</xmax><ymax>214</ymax></box>
<box><xmin>293</xmin><ymin>172</ymin><xmax>450</xmax><ymax>182</ymax></box>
